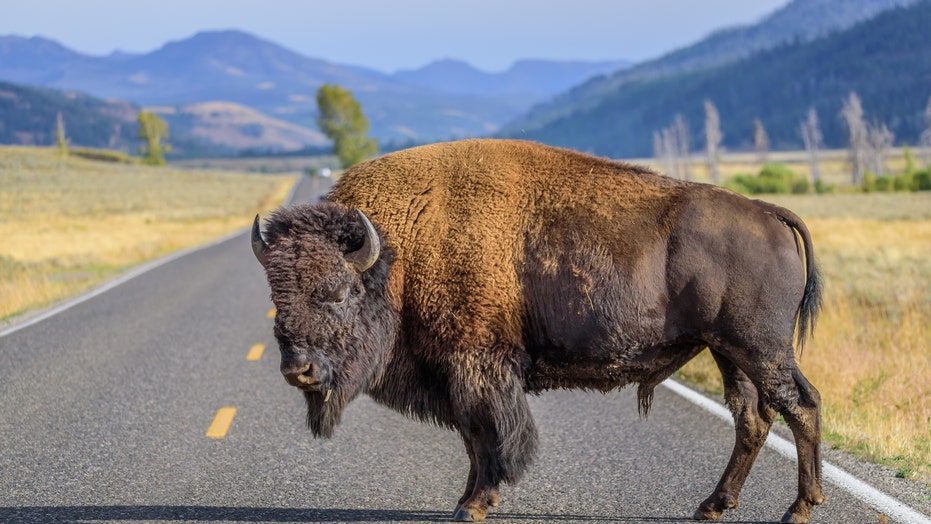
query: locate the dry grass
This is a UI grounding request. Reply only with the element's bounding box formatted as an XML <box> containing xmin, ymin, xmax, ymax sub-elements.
<box><xmin>678</xmin><ymin>191</ymin><xmax>931</xmax><ymax>484</ymax></box>
<box><xmin>0</xmin><ymin>146</ymin><xmax>296</xmax><ymax>321</ymax></box>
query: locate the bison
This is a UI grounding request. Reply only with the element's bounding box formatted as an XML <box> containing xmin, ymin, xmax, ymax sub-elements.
<box><xmin>251</xmin><ymin>139</ymin><xmax>824</xmax><ymax>523</ymax></box>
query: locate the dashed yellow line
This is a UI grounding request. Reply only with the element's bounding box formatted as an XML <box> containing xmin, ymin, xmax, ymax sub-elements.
<box><xmin>267</xmin><ymin>308</ymin><xmax>276</xmax><ymax>319</ymax></box>
<box><xmin>206</xmin><ymin>407</ymin><xmax>237</xmax><ymax>439</ymax></box>
<box><xmin>246</xmin><ymin>343</ymin><xmax>265</xmax><ymax>361</ymax></box>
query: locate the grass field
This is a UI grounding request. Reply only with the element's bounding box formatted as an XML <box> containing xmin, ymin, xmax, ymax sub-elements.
<box><xmin>0</xmin><ymin>146</ymin><xmax>296</xmax><ymax>322</ymax></box>
<box><xmin>677</xmin><ymin>191</ymin><xmax>931</xmax><ymax>486</ymax></box>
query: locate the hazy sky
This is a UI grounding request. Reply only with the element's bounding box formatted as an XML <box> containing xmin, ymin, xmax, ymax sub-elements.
<box><xmin>2</xmin><ymin>0</ymin><xmax>790</xmax><ymax>73</ymax></box>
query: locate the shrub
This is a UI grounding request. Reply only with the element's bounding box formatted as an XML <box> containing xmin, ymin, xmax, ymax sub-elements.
<box><xmin>862</xmin><ymin>170</ymin><xmax>929</xmax><ymax>192</ymax></box>
<box><xmin>915</xmin><ymin>169</ymin><xmax>931</xmax><ymax>191</ymax></box>
<box><xmin>71</xmin><ymin>148</ymin><xmax>137</xmax><ymax>164</ymax></box>
<box><xmin>791</xmin><ymin>177</ymin><xmax>811</xmax><ymax>194</ymax></box>
<box><xmin>893</xmin><ymin>172</ymin><xmax>914</xmax><ymax>191</ymax></box>
<box><xmin>724</xmin><ymin>164</ymin><xmax>807</xmax><ymax>195</ymax></box>
<box><xmin>814</xmin><ymin>179</ymin><xmax>835</xmax><ymax>194</ymax></box>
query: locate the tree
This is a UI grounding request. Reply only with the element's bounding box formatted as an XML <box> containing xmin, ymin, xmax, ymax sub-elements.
<box><xmin>800</xmin><ymin>108</ymin><xmax>822</xmax><ymax>185</ymax></box>
<box><xmin>138</xmin><ymin>111</ymin><xmax>170</xmax><ymax>165</ymax></box>
<box><xmin>866</xmin><ymin>121</ymin><xmax>894</xmax><ymax>177</ymax></box>
<box><xmin>752</xmin><ymin>118</ymin><xmax>769</xmax><ymax>164</ymax></box>
<box><xmin>659</xmin><ymin>127</ymin><xmax>679</xmax><ymax>179</ymax></box>
<box><xmin>921</xmin><ymin>95</ymin><xmax>931</xmax><ymax>167</ymax></box>
<box><xmin>315</xmin><ymin>84</ymin><xmax>378</xmax><ymax>168</ymax></box>
<box><xmin>840</xmin><ymin>92</ymin><xmax>868</xmax><ymax>185</ymax></box>
<box><xmin>674</xmin><ymin>114</ymin><xmax>691</xmax><ymax>181</ymax></box>
<box><xmin>55</xmin><ymin>111</ymin><xmax>69</xmax><ymax>159</ymax></box>
<box><xmin>704</xmin><ymin>100</ymin><xmax>722</xmax><ymax>184</ymax></box>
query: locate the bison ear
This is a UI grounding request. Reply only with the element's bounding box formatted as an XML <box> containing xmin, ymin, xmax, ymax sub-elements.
<box><xmin>345</xmin><ymin>209</ymin><xmax>381</xmax><ymax>273</ymax></box>
<box><xmin>251</xmin><ymin>214</ymin><xmax>269</xmax><ymax>268</ymax></box>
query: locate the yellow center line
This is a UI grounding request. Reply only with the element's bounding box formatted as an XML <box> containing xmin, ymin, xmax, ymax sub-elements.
<box><xmin>206</xmin><ymin>407</ymin><xmax>237</xmax><ymax>439</ymax></box>
<box><xmin>267</xmin><ymin>308</ymin><xmax>276</xmax><ymax>319</ymax></box>
<box><xmin>246</xmin><ymin>343</ymin><xmax>265</xmax><ymax>361</ymax></box>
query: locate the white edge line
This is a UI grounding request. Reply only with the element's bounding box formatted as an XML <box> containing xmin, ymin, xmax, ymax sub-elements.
<box><xmin>661</xmin><ymin>379</ymin><xmax>931</xmax><ymax>524</ymax></box>
<box><xmin>0</xmin><ymin>175</ymin><xmax>305</xmax><ymax>340</ymax></box>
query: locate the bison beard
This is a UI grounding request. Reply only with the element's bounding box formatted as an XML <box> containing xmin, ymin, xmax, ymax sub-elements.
<box><xmin>304</xmin><ymin>389</ymin><xmax>342</xmax><ymax>438</ymax></box>
<box><xmin>253</xmin><ymin>139</ymin><xmax>825</xmax><ymax>524</ymax></box>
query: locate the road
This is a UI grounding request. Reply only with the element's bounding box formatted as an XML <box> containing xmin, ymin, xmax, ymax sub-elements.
<box><xmin>0</xmin><ymin>176</ymin><xmax>927</xmax><ymax>524</ymax></box>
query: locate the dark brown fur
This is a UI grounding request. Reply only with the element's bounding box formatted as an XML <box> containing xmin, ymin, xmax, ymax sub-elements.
<box><xmin>255</xmin><ymin>139</ymin><xmax>825</xmax><ymax>523</ymax></box>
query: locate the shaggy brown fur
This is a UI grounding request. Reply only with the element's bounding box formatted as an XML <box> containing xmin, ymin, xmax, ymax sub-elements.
<box><xmin>253</xmin><ymin>139</ymin><xmax>824</xmax><ymax>523</ymax></box>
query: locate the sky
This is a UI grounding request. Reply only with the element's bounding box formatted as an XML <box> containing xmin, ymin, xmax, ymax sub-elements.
<box><xmin>1</xmin><ymin>0</ymin><xmax>790</xmax><ymax>73</ymax></box>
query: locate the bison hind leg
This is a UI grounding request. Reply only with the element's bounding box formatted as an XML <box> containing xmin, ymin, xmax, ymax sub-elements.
<box><xmin>709</xmin><ymin>344</ymin><xmax>825</xmax><ymax>523</ymax></box>
<box><xmin>695</xmin><ymin>350</ymin><xmax>776</xmax><ymax>521</ymax></box>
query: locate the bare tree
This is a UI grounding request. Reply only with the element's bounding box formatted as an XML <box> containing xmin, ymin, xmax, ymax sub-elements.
<box><xmin>800</xmin><ymin>108</ymin><xmax>822</xmax><ymax>185</ymax></box>
<box><xmin>753</xmin><ymin>118</ymin><xmax>769</xmax><ymax>164</ymax></box>
<box><xmin>704</xmin><ymin>100</ymin><xmax>723</xmax><ymax>184</ymax></box>
<box><xmin>867</xmin><ymin>121</ymin><xmax>894</xmax><ymax>177</ymax></box>
<box><xmin>654</xmin><ymin>130</ymin><xmax>673</xmax><ymax>178</ymax></box>
<box><xmin>674</xmin><ymin>114</ymin><xmax>691</xmax><ymax>181</ymax></box>
<box><xmin>921</xmin><ymin>94</ymin><xmax>931</xmax><ymax>167</ymax></box>
<box><xmin>662</xmin><ymin>127</ymin><xmax>679</xmax><ymax>179</ymax></box>
<box><xmin>55</xmin><ymin>111</ymin><xmax>68</xmax><ymax>159</ymax></box>
<box><xmin>840</xmin><ymin>92</ymin><xmax>868</xmax><ymax>185</ymax></box>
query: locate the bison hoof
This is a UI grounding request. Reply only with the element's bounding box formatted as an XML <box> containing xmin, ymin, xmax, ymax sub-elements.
<box><xmin>693</xmin><ymin>495</ymin><xmax>737</xmax><ymax>521</ymax></box>
<box><xmin>780</xmin><ymin>511</ymin><xmax>809</xmax><ymax>524</ymax></box>
<box><xmin>453</xmin><ymin>506</ymin><xmax>487</xmax><ymax>522</ymax></box>
<box><xmin>693</xmin><ymin>507</ymin><xmax>722</xmax><ymax>521</ymax></box>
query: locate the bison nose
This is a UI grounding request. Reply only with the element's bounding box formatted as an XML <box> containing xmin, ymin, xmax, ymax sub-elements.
<box><xmin>280</xmin><ymin>356</ymin><xmax>329</xmax><ymax>390</ymax></box>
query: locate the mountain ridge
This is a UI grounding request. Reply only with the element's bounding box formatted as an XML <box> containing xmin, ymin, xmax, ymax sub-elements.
<box><xmin>0</xmin><ymin>30</ymin><xmax>626</xmax><ymax>143</ymax></box>
<box><xmin>502</xmin><ymin>0</ymin><xmax>919</xmax><ymax>135</ymax></box>
<box><xmin>505</xmin><ymin>1</ymin><xmax>931</xmax><ymax>158</ymax></box>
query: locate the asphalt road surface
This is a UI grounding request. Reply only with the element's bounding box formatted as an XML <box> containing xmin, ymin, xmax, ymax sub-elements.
<box><xmin>1</xmin><ymin>177</ymin><xmax>928</xmax><ymax>524</ymax></box>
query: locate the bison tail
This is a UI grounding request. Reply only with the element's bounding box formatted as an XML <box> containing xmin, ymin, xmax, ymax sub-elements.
<box><xmin>760</xmin><ymin>202</ymin><xmax>823</xmax><ymax>354</ymax></box>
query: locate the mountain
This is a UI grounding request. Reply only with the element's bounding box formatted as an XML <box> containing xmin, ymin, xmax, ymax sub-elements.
<box><xmin>504</xmin><ymin>1</ymin><xmax>931</xmax><ymax>158</ymax></box>
<box><xmin>0</xmin><ymin>31</ymin><xmax>628</xmax><ymax>143</ymax></box>
<box><xmin>393</xmin><ymin>58</ymin><xmax>630</xmax><ymax>97</ymax></box>
<box><xmin>503</xmin><ymin>0</ymin><xmax>919</xmax><ymax>135</ymax></box>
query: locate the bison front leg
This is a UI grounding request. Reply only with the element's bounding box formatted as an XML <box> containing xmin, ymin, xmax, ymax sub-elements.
<box><xmin>450</xmin><ymin>368</ymin><xmax>537</xmax><ymax>522</ymax></box>
<box><xmin>456</xmin><ymin>438</ymin><xmax>494</xmax><ymax>510</ymax></box>
<box><xmin>695</xmin><ymin>351</ymin><xmax>776</xmax><ymax>520</ymax></box>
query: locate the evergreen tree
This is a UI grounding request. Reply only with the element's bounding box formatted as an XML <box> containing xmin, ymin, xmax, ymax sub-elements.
<box><xmin>315</xmin><ymin>84</ymin><xmax>378</xmax><ymax>168</ymax></box>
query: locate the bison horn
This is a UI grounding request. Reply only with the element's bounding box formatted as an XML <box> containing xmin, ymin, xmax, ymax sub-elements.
<box><xmin>345</xmin><ymin>210</ymin><xmax>380</xmax><ymax>273</ymax></box>
<box><xmin>251</xmin><ymin>214</ymin><xmax>269</xmax><ymax>268</ymax></box>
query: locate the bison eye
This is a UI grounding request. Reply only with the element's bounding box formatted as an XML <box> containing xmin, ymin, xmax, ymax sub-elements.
<box><xmin>322</xmin><ymin>283</ymin><xmax>350</xmax><ymax>304</ymax></box>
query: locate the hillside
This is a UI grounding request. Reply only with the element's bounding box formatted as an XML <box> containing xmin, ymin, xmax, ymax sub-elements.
<box><xmin>0</xmin><ymin>31</ymin><xmax>626</xmax><ymax>143</ymax></box>
<box><xmin>149</xmin><ymin>101</ymin><xmax>328</xmax><ymax>156</ymax></box>
<box><xmin>0</xmin><ymin>81</ymin><xmax>137</xmax><ymax>149</ymax></box>
<box><xmin>0</xmin><ymin>81</ymin><xmax>312</xmax><ymax>157</ymax></box>
<box><xmin>504</xmin><ymin>0</ymin><xmax>918</xmax><ymax>135</ymax></box>
<box><xmin>505</xmin><ymin>1</ymin><xmax>931</xmax><ymax>158</ymax></box>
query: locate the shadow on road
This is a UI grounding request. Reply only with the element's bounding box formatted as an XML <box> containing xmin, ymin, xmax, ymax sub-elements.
<box><xmin>0</xmin><ymin>505</ymin><xmax>728</xmax><ymax>523</ymax></box>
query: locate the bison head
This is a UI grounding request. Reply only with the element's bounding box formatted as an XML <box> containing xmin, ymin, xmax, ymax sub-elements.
<box><xmin>252</xmin><ymin>202</ymin><xmax>397</xmax><ymax>437</ymax></box>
